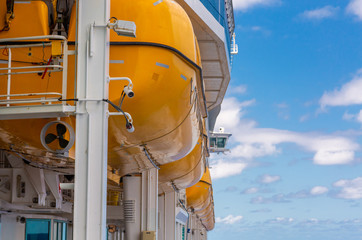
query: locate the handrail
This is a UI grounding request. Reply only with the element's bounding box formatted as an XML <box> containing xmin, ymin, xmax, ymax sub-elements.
<box><xmin>0</xmin><ymin>65</ymin><xmax>63</xmax><ymax>71</ymax></box>
<box><xmin>0</xmin><ymin>98</ymin><xmax>60</xmax><ymax>105</ymax></box>
<box><xmin>0</xmin><ymin>43</ymin><xmax>52</xmax><ymax>49</ymax></box>
<box><xmin>0</xmin><ymin>92</ymin><xmax>62</xmax><ymax>98</ymax></box>
<box><xmin>0</xmin><ymin>69</ymin><xmax>62</xmax><ymax>76</ymax></box>
<box><xmin>0</xmin><ymin>35</ymin><xmax>67</xmax><ymax>43</ymax></box>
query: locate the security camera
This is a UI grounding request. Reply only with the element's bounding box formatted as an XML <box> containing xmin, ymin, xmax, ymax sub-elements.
<box><xmin>126</xmin><ymin>122</ymin><xmax>135</xmax><ymax>133</ymax></box>
<box><xmin>124</xmin><ymin>86</ymin><xmax>134</xmax><ymax>98</ymax></box>
<box><xmin>108</xmin><ymin>20</ymin><xmax>136</xmax><ymax>38</ymax></box>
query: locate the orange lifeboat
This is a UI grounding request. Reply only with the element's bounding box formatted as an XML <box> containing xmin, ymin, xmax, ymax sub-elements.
<box><xmin>186</xmin><ymin>167</ymin><xmax>215</xmax><ymax>230</ymax></box>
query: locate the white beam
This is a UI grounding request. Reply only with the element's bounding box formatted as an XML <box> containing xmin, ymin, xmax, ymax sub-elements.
<box><xmin>73</xmin><ymin>0</ymin><xmax>109</xmax><ymax>239</ymax></box>
<box><xmin>24</xmin><ymin>165</ymin><xmax>46</xmax><ymax>206</ymax></box>
<box><xmin>44</xmin><ymin>170</ymin><xmax>62</xmax><ymax>209</ymax></box>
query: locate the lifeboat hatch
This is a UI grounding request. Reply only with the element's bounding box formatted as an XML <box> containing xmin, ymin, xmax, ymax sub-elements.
<box><xmin>40</xmin><ymin>121</ymin><xmax>74</xmax><ymax>154</ymax></box>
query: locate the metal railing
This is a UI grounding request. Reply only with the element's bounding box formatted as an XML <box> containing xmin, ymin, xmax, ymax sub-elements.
<box><xmin>0</xmin><ymin>35</ymin><xmax>73</xmax><ymax>107</ymax></box>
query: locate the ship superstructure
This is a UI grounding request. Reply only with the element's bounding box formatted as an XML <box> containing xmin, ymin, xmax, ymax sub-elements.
<box><xmin>0</xmin><ymin>0</ymin><xmax>236</xmax><ymax>239</ymax></box>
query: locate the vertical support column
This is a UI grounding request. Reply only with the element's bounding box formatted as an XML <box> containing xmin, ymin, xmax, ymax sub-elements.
<box><xmin>190</xmin><ymin>215</ymin><xmax>200</xmax><ymax>240</ymax></box>
<box><xmin>165</xmin><ymin>191</ymin><xmax>177</xmax><ymax>240</ymax></box>
<box><xmin>73</xmin><ymin>0</ymin><xmax>109</xmax><ymax>239</ymax></box>
<box><xmin>123</xmin><ymin>175</ymin><xmax>142</xmax><ymax>240</ymax></box>
<box><xmin>141</xmin><ymin>168</ymin><xmax>158</xmax><ymax>234</ymax></box>
<box><xmin>158</xmin><ymin>194</ymin><xmax>165</xmax><ymax>240</ymax></box>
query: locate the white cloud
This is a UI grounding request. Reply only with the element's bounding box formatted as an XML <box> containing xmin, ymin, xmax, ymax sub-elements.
<box><xmin>334</xmin><ymin>177</ymin><xmax>362</xmax><ymax>199</ymax></box>
<box><xmin>242</xmin><ymin>25</ymin><xmax>272</xmax><ymax>36</ymax></box>
<box><xmin>214</xmin><ymin>97</ymin><xmax>255</xmax><ymax>131</ymax></box>
<box><xmin>250</xmin><ymin>194</ymin><xmax>290</xmax><ymax>204</ymax></box>
<box><xmin>270</xmin><ymin>217</ymin><xmax>295</xmax><ymax>224</ymax></box>
<box><xmin>224</xmin><ymin>186</ymin><xmax>238</xmax><ymax>192</ymax></box>
<box><xmin>276</xmin><ymin>103</ymin><xmax>288</xmax><ymax>109</ymax></box>
<box><xmin>341</xmin><ymin>110</ymin><xmax>362</xmax><ymax>124</ymax></box>
<box><xmin>250</xmin><ymin>208</ymin><xmax>271</xmax><ymax>213</ymax></box>
<box><xmin>259</xmin><ymin>174</ymin><xmax>281</xmax><ymax>184</ymax></box>
<box><xmin>299</xmin><ymin>114</ymin><xmax>310</xmax><ymax>122</ymax></box>
<box><xmin>300</xmin><ymin>6</ymin><xmax>339</xmax><ymax>20</ymax></box>
<box><xmin>343</xmin><ymin>111</ymin><xmax>355</xmax><ymax>121</ymax></box>
<box><xmin>310</xmin><ymin>186</ymin><xmax>329</xmax><ymax>195</ymax></box>
<box><xmin>243</xmin><ymin>187</ymin><xmax>259</xmax><ymax>194</ymax></box>
<box><xmin>214</xmin><ymin>97</ymin><xmax>360</xmax><ymax>170</ymax></box>
<box><xmin>210</xmin><ymin>160</ymin><xmax>247</xmax><ymax>180</ymax></box>
<box><xmin>251</xmin><ymin>26</ymin><xmax>262</xmax><ymax>31</ymax></box>
<box><xmin>313</xmin><ymin>149</ymin><xmax>355</xmax><ymax>165</ymax></box>
<box><xmin>216</xmin><ymin>215</ymin><xmax>243</xmax><ymax>224</ymax></box>
<box><xmin>230</xmin><ymin>143</ymin><xmax>279</xmax><ymax>159</ymax></box>
<box><xmin>233</xmin><ymin>128</ymin><xmax>358</xmax><ymax>165</ymax></box>
<box><xmin>357</xmin><ymin>110</ymin><xmax>362</xmax><ymax>123</ymax></box>
<box><xmin>347</xmin><ymin>0</ymin><xmax>362</xmax><ymax>20</ymax></box>
<box><xmin>287</xmin><ymin>190</ymin><xmax>309</xmax><ymax>199</ymax></box>
<box><xmin>320</xmin><ymin>69</ymin><xmax>362</xmax><ymax>108</ymax></box>
<box><xmin>229</xmin><ymin>85</ymin><xmax>247</xmax><ymax>95</ymax></box>
<box><xmin>232</xmin><ymin>0</ymin><xmax>281</xmax><ymax>11</ymax></box>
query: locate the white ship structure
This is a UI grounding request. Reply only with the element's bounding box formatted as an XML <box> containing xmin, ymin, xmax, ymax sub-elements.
<box><xmin>0</xmin><ymin>0</ymin><xmax>236</xmax><ymax>239</ymax></box>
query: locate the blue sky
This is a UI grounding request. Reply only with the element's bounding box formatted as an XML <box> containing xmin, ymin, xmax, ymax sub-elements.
<box><xmin>208</xmin><ymin>0</ymin><xmax>362</xmax><ymax>239</ymax></box>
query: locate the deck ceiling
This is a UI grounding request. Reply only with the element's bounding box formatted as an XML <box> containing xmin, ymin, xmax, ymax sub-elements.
<box><xmin>176</xmin><ymin>0</ymin><xmax>231</xmax><ymax>112</ymax></box>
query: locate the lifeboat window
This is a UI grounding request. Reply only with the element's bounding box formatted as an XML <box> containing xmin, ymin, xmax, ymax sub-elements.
<box><xmin>25</xmin><ymin>219</ymin><xmax>51</xmax><ymax>240</ymax></box>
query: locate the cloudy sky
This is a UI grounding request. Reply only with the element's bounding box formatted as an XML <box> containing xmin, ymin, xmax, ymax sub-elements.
<box><xmin>209</xmin><ymin>0</ymin><xmax>362</xmax><ymax>239</ymax></box>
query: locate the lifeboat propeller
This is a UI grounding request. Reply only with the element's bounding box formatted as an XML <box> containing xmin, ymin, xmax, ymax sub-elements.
<box><xmin>45</xmin><ymin>123</ymin><xmax>69</xmax><ymax>148</ymax></box>
<box><xmin>40</xmin><ymin>121</ymin><xmax>75</xmax><ymax>153</ymax></box>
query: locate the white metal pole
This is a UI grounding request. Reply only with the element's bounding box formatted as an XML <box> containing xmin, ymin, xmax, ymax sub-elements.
<box><xmin>73</xmin><ymin>0</ymin><xmax>110</xmax><ymax>239</ymax></box>
<box><xmin>62</xmin><ymin>41</ymin><xmax>68</xmax><ymax>101</ymax></box>
<box><xmin>142</xmin><ymin>168</ymin><xmax>158</xmax><ymax>234</ymax></box>
<box><xmin>7</xmin><ymin>48</ymin><xmax>11</xmax><ymax>107</ymax></box>
<box><xmin>164</xmin><ymin>191</ymin><xmax>177</xmax><ymax>240</ymax></box>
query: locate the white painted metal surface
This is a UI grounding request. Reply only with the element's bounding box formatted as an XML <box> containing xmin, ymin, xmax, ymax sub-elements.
<box><xmin>141</xmin><ymin>168</ymin><xmax>158</xmax><ymax>234</ymax></box>
<box><xmin>24</xmin><ymin>165</ymin><xmax>47</xmax><ymax>206</ymax></box>
<box><xmin>7</xmin><ymin>48</ymin><xmax>11</xmax><ymax>107</ymax></box>
<box><xmin>73</xmin><ymin>0</ymin><xmax>110</xmax><ymax>240</ymax></box>
<box><xmin>123</xmin><ymin>176</ymin><xmax>142</xmax><ymax>240</ymax></box>
<box><xmin>0</xmin><ymin>105</ymin><xmax>75</xmax><ymax>120</ymax></box>
<box><xmin>123</xmin><ymin>169</ymin><xmax>158</xmax><ymax>240</ymax></box>
<box><xmin>161</xmin><ymin>191</ymin><xmax>177</xmax><ymax>240</ymax></box>
<box><xmin>44</xmin><ymin>170</ymin><xmax>62</xmax><ymax>209</ymax></box>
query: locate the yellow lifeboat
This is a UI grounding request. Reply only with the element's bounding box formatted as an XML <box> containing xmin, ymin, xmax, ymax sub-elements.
<box><xmin>186</xmin><ymin>167</ymin><xmax>215</xmax><ymax>230</ymax></box>
<box><xmin>159</xmin><ymin>136</ymin><xmax>205</xmax><ymax>192</ymax></box>
<box><xmin>0</xmin><ymin>0</ymin><xmax>206</xmax><ymax>177</ymax></box>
